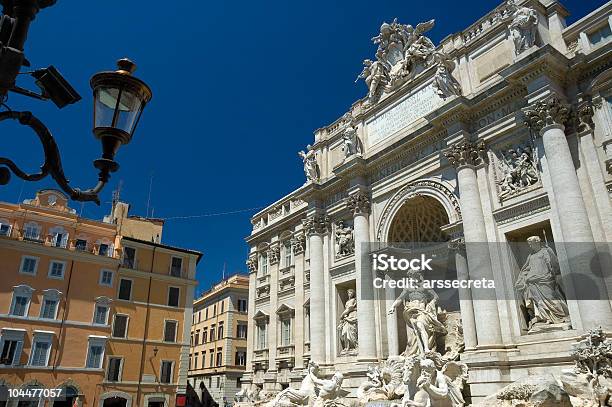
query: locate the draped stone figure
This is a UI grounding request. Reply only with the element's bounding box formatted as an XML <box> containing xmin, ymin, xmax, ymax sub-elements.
<box><xmin>298</xmin><ymin>145</ymin><xmax>320</xmax><ymax>182</ymax></box>
<box><xmin>507</xmin><ymin>0</ymin><xmax>538</xmax><ymax>54</ymax></box>
<box><xmin>337</xmin><ymin>288</ymin><xmax>358</xmax><ymax>354</ymax></box>
<box><xmin>515</xmin><ymin>236</ymin><xmax>570</xmax><ymax>331</ymax></box>
<box><xmin>388</xmin><ymin>271</ymin><xmax>448</xmax><ymax>356</ymax></box>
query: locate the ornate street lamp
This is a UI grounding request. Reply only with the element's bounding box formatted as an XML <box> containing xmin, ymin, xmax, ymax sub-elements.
<box><xmin>0</xmin><ymin>1</ymin><xmax>152</xmax><ymax>204</ymax></box>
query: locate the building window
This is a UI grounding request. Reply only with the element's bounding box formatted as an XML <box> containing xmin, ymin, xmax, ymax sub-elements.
<box><xmin>210</xmin><ymin>325</ymin><xmax>216</xmax><ymax>341</ymax></box>
<box><xmin>168</xmin><ymin>287</ymin><xmax>180</xmax><ymax>307</ymax></box>
<box><xmin>284</xmin><ymin>240</ymin><xmax>292</xmax><ymax>267</ymax></box>
<box><xmin>112</xmin><ymin>314</ymin><xmax>129</xmax><ymax>338</ymax></box>
<box><xmin>238</xmin><ymin>298</ymin><xmax>248</xmax><ymax>313</ymax></box>
<box><xmin>213</xmin><ymin>304</ymin><xmax>217</xmax><ymax>316</ymax></box>
<box><xmin>99</xmin><ymin>269</ymin><xmax>114</xmax><ymax>287</ymax></box>
<box><xmin>209</xmin><ymin>349</ymin><xmax>214</xmax><ymax>367</ymax></box>
<box><xmin>29</xmin><ymin>332</ymin><xmax>53</xmax><ymax>367</ymax></box>
<box><xmin>256</xmin><ymin>324</ymin><xmax>267</xmax><ymax>350</ymax></box>
<box><xmin>48</xmin><ymin>260</ymin><xmax>66</xmax><ymax>279</ymax></box>
<box><xmin>160</xmin><ymin>361</ymin><xmax>173</xmax><ymax>384</ymax></box>
<box><xmin>40</xmin><ymin>290</ymin><xmax>61</xmax><ymax>320</ymax></box>
<box><xmin>202</xmin><ymin>329</ymin><xmax>208</xmax><ymax>343</ymax></box>
<box><xmin>75</xmin><ymin>239</ymin><xmax>87</xmax><ymax>251</ymax></box>
<box><xmin>86</xmin><ymin>337</ymin><xmax>106</xmax><ymax>368</ymax></box>
<box><xmin>235</xmin><ymin>351</ymin><xmax>246</xmax><ymax>366</ymax></box>
<box><xmin>122</xmin><ymin>246</ymin><xmax>136</xmax><ymax>269</ymax></box>
<box><xmin>0</xmin><ymin>328</ymin><xmax>25</xmax><ymax>366</ymax></box>
<box><xmin>194</xmin><ymin>330</ymin><xmax>200</xmax><ymax>345</ymax></box>
<box><xmin>218</xmin><ymin>323</ymin><xmax>224</xmax><ymax>340</ymax></box>
<box><xmin>118</xmin><ymin>279</ymin><xmax>132</xmax><ymax>301</ymax></box>
<box><xmin>588</xmin><ymin>24</ymin><xmax>612</xmax><ymax>46</ymax></box>
<box><xmin>23</xmin><ymin>222</ymin><xmax>41</xmax><ymax>241</ymax></box>
<box><xmin>237</xmin><ymin>324</ymin><xmax>247</xmax><ymax>339</ymax></box>
<box><xmin>201</xmin><ymin>351</ymin><xmax>206</xmax><ymax>368</ymax></box>
<box><xmin>221</xmin><ymin>300</ymin><xmax>224</xmax><ymax>314</ymax></box>
<box><xmin>98</xmin><ymin>243</ymin><xmax>111</xmax><ymax>257</ymax></box>
<box><xmin>93</xmin><ymin>305</ymin><xmax>109</xmax><ymax>325</ymax></box>
<box><xmin>259</xmin><ymin>253</ymin><xmax>268</xmax><ymax>276</ymax></box>
<box><xmin>164</xmin><ymin>320</ymin><xmax>178</xmax><ymax>342</ymax></box>
<box><xmin>10</xmin><ymin>285</ymin><xmax>34</xmax><ymax>317</ymax></box>
<box><xmin>107</xmin><ymin>357</ymin><xmax>122</xmax><ymax>381</ymax></box>
<box><xmin>170</xmin><ymin>257</ymin><xmax>182</xmax><ymax>277</ymax></box>
<box><xmin>50</xmin><ymin>227</ymin><xmax>68</xmax><ymax>248</ymax></box>
<box><xmin>193</xmin><ymin>353</ymin><xmax>199</xmax><ymax>370</ymax></box>
<box><xmin>205</xmin><ymin>307</ymin><xmax>209</xmax><ymax>319</ymax></box>
<box><xmin>0</xmin><ymin>219</ymin><xmax>11</xmax><ymax>237</ymax></box>
<box><xmin>281</xmin><ymin>319</ymin><xmax>292</xmax><ymax>346</ymax></box>
<box><xmin>19</xmin><ymin>256</ymin><xmax>38</xmax><ymax>275</ymax></box>
<box><xmin>216</xmin><ymin>349</ymin><xmax>222</xmax><ymax>366</ymax></box>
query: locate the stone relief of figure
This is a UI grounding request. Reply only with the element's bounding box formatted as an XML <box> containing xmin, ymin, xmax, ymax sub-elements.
<box><xmin>298</xmin><ymin>145</ymin><xmax>320</xmax><ymax>182</ymax></box>
<box><xmin>515</xmin><ymin>236</ymin><xmax>570</xmax><ymax>332</ymax></box>
<box><xmin>432</xmin><ymin>54</ymin><xmax>462</xmax><ymax>99</ymax></box>
<box><xmin>497</xmin><ymin>145</ymin><xmax>538</xmax><ymax>199</ymax></box>
<box><xmin>337</xmin><ymin>288</ymin><xmax>358</xmax><ymax>355</ymax></box>
<box><xmin>335</xmin><ymin>221</ymin><xmax>354</xmax><ymax>258</ymax></box>
<box><xmin>388</xmin><ymin>270</ymin><xmax>448</xmax><ymax>357</ymax></box>
<box><xmin>507</xmin><ymin>0</ymin><xmax>538</xmax><ymax>54</ymax></box>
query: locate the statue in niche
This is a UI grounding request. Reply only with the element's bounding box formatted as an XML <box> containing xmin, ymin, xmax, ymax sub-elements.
<box><xmin>335</xmin><ymin>221</ymin><xmax>354</xmax><ymax>258</ymax></box>
<box><xmin>515</xmin><ymin>236</ymin><xmax>570</xmax><ymax>332</ymax></box>
<box><xmin>388</xmin><ymin>270</ymin><xmax>448</xmax><ymax>357</ymax></box>
<box><xmin>507</xmin><ymin>0</ymin><xmax>538</xmax><ymax>54</ymax></box>
<box><xmin>497</xmin><ymin>145</ymin><xmax>538</xmax><ymax>199</ymax></box>
<box><xmin>432</xmin><ymin>54</ymin><xmax>462</xmax><ymax>99</ymax></box>
<box><xmin>298</xmin><ymin>145</ymin><xmax>320</xmax><ymax>182</ymax></box>
<box><xmin>337</xmin><ymin>288</ymin><xmax>358</xmax><ymax>355</ymax></box>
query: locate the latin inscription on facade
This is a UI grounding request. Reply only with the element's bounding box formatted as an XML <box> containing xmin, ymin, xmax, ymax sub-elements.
<box><xmin>366</xmin><ymin>84</ymin><xmax>443</xmax><ymax>146</ymax></box>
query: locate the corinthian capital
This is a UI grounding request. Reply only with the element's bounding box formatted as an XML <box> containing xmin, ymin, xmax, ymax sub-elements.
<box><xmin>302</xmin><ymin>214</ymin><xmax>330</xmax><ymax>236</ymax></box>
<box><xmin>444</xmin><ymin>140</ymin><xmax>486</xmax><ymax>169</ymax></box>
<box><xmin>347</xmin><ymin>191</ymin><xmax>371</xmax><ymax>215</ymax></box>
<box><xmin>523</xmin><ymin>94</ymin><xmax>570</xmax><ymax>133</ymax></box>
<box><xmin>246</xmin><ymin>254</ymin><xmax>258</xmax><ymax>273</ymax></box>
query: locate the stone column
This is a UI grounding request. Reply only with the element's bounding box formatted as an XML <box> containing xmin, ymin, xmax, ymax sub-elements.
<box><xmin>385</xmin><ymin>272</ymin><xmax>400</xmax><ymax>356</ymax></box>
<box><xmin>524</xmin><ymin>95</ymin><xmax>612</xmax><ymax>328</ymax></box>
<box><xmin>444</xmin><ymin>140</ymin><xmax>503</xmax><ymax>347</ymax></box>
<box><xmin>302</xmin><ymin>214</ymin><xmax>330</xmax><ymax>364</ymax></box>
<box><xmin>245</xmin><ymin>254</ymin><xmax>258</xmax><ymax>375</ymax></box>
<box><xmin>449</xmin><ymin>238</ymin><xmax>477</xmax><ymax>350</ymax></box>
<box><xmin>347</xmin><ymin>191</ymin><xmax>377</xmax><ymax>361</ymax></box>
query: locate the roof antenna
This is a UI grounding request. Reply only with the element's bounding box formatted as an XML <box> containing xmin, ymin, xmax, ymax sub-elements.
<box><xmin>146</xmin><ymin>172</ymin><xmax>154</xmax><ymax>217</ymax></box>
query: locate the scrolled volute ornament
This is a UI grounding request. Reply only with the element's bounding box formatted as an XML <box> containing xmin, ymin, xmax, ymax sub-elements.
<box><xmin>523</xmin><ymin>95</ymin><xmax>570</xmax><ymax>134</ymax></box>
<box><xmin>347</xmin><ymin>191</ymin><xmax>371</xmax><ymax>215</ymax></box>
<box><xmin>443</xmin><ymin>140</ymin><xmax>486</xmax><ymax>169</ymax></box>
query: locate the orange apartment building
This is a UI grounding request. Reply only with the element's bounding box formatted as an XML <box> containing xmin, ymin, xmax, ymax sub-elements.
<box><xmin>188</xmin><ymin>274</ymin><xmax>248</xmax><ymax>405</ymax></box>
<box><xmin>0</xmin><ymin>190</ymin><xmax>202</xmax><ymax>407</ymax></box>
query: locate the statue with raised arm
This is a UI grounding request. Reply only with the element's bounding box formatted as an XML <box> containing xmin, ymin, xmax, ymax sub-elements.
<box><xmin>298</xmin><ymin>145</ymin><xmax>320</xmax><ymax>182</ymax></box>
<box><xmin>337</xmin><ymin>288</ymin><xmax>358</xmax><ymax>354</ymax></box>
<box><xmin>515</xmin><ymin>236</ymin><xmax>570</xmax><ymax>331</ymax></box>
<box><xmin>310</xmin><ymin>369</ymin><xmax>347</xmax><ymax>407</ymax></box>
<box><xmin>507</xmin><ymin>0</ymin><xmax>538</xmax><ymax>54</ymax></box>
<box><xmin>388</xmin><ymin>270</ymin><xmax>447</xmax><ymax>357</ymax></box>
<box><xmin>356</xmin><ymin>59</ymin><xmax>389</xmax><ymax>104</ymax></box>
<box><xmin>264</xmin><ymin>361</ymin><xmax>320</xmax><ymax>407</ymax></box>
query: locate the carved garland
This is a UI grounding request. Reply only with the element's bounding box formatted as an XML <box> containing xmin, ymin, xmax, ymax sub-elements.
<box><xmin>376</xmin><ymin>180</ymin><xmax>461</xmax><ymax>241</ymax></box>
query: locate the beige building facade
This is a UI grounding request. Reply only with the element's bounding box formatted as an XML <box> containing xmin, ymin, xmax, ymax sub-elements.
<box><xmin>188</xmin><ymin>275</ymin><xmax>249</xmax><ymax>404</ymax></box>
<box><xmin>0</xmin><ymin>190</ymin><xmax>201</xmax><ymax>407</ymax></box>
<box><xmin>242</xmin><ymin>0</ymin><xmax>612</xmax><ymax>403</ymax></box>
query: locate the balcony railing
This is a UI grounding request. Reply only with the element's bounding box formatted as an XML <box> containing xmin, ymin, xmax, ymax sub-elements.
<box><xmin>253</xmin><ymin>349</ymin><xmax>269</xmax><ymax>361</ymax></box>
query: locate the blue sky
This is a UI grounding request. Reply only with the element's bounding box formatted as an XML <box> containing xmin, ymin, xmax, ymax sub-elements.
<box><xmin>0</xmin><ymin>0</ymin><xmax>602</xmax><ymax>294</ymax></box>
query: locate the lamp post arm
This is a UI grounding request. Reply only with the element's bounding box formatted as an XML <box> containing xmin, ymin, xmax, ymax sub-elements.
<box><xmin>0</xmin><ymin>110</ymin><xmax>109</xmax><ymax>204</ymax></box>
